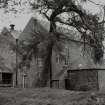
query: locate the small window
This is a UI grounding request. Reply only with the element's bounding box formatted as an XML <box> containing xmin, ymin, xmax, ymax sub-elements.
<box><xmin>2</xmin><ymin>73</ymin><xmax>12</xmax><ymax>84</ymax></box>
<box><xmin>37</xmin><ymin>58</ymin><xmax>43</xmax><ymax>67</ymax></box>
<box><xmin>65</xmin><ymin>58</ymin><xmax>68</xmax><ymax>65</ymax></box>
<box><xmin>56</xmin><ymin>56</ymin><xmax>59</xmax><ymax>63</ymax></box>
<box><xmin>56</xmin><ymin>55</ymin><xmax>62</xmax><ymax>64</ymax></box>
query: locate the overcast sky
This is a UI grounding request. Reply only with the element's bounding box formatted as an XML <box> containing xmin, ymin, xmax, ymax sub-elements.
<box><xmin>0</xmin><ymin>0</ymin><xmax>105</xmax><ymax>32</ymax></box>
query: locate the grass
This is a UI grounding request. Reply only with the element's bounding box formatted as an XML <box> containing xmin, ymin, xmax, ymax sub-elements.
<box><xmin>0</xmin><ymin>88</ymin><xmax>105</xmax><ymax>105</ymax></box>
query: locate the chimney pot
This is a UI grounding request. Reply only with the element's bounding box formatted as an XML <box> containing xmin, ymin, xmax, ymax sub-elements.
<box><xmin>10</xmin><ymin>24</ymin><xmax>15</xmax><ymax>30</ymax></box>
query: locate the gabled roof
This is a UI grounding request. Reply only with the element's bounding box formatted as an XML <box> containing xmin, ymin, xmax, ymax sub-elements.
<box><xmin>19</xmin><ymin>17</ymin><xmax>48</xmax><ymax>42</ymax></box>
<box><xmin>0</xmin><ymin>27</ymin><xmax>18</xmax><ymax>73</ymax></box>
<box><xmin>0</xmin><ymin>27</ymin><xmax>15</xmax><ymax>44</ymax></box>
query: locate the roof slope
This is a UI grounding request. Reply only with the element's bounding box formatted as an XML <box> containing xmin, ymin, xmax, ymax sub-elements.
<box><xmin>0</xmin><ymin>27</ymin><xmax>16</xmax><ymax>72</ymax></box>
<box><xmin>19</xmin><ymin>17</ymin><xmax>48</xmax><ymax>42</ymax></box>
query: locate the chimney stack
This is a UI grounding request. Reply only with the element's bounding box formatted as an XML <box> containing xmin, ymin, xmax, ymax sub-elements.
<box><xmin>10</xmin><ymin>24</ymin><xmax>15</xmax><ymax>30</ymax></box>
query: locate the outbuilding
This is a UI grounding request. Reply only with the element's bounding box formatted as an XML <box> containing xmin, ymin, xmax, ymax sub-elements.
<box><xmin>66</xmin><ymin>68</ymin><xmax>105</xmax><ymax>91</ymax></box>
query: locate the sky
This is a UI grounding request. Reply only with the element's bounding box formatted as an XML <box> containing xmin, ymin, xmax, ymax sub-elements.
<box><xmin>0</xmin><ymin>0</ymin><xmax>105</xmax><ymax>32</ymax></box>
<box><xmin>82</xmin><ymin>0</ymin><xmax>105</xmax><ymax>13</ymax></box>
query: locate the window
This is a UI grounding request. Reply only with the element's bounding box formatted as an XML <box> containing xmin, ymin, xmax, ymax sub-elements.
<box><xmin>56</xmin><ymin>56</ymin><xmax>59</xmax><ymax>63</ymax></box>
<box><xmin>2</xmin><ymin>73</ymin><xmax>12</xmax><ymax>84</ymax></box>
<box><xmin>37</xmin><ymin>58</ymin><xmax>43</xmax><ymax>67</ymax></box>
<box><xmin>64</xmin><ymin>47</ymin><xmax>70</xmax><ymax>65</ymax></box>
<box><xmin>56</xmin><ymin>55</ymin><xmax>62</xmax><ymax>64</ymax></box>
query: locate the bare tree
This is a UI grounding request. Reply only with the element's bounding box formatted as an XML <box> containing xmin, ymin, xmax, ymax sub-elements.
<box><xmin>30</xmin><ymin>0</ymin><xmax>104</xmax><ymax>87</ymax></box>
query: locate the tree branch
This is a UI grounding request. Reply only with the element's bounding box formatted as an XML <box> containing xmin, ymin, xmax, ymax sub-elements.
<box><xmin>43</xmin><ymin>12</ymin><xmax>50</xmax><ymax>20</ymax></box>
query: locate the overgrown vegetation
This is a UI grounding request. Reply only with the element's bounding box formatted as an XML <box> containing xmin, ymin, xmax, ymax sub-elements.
<box><xmin>0</xmin><ymin>88</ymin><xmax>105</xmax><ymax>105</ymax></box>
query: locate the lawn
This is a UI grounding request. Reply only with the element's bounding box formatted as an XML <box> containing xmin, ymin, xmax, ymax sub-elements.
<box><xmin>0</xmin><ymin>88</ymin><xmax>105</xmax><ymax>105</ymax></box>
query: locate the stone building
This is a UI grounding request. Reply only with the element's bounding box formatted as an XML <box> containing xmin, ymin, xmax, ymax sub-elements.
<box><xmin>0</xmin><ymin>16</ymin><xmax>105</xmax><ymax>90</ymax></box>
<box><xmin>0</xmin><ymin>17</ymin><xmax>48</xmax><ymax>88</ymax></box>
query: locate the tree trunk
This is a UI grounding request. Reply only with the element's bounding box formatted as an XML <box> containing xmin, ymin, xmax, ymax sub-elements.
<box><xmin>35</xmin><ymin>21</ymin><xmax>55</xmax><ymax>87</ymax></box>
